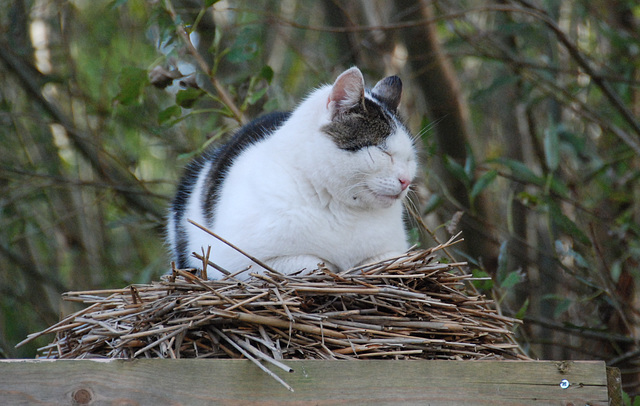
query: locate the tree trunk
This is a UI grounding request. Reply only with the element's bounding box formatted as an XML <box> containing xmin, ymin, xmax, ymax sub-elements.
<box><xmin>396</xmin><ymin>0</ymin><xmax>496</xmax><ymax>266</ymax></box>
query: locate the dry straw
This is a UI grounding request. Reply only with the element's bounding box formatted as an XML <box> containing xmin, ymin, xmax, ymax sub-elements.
<box><xmin>19</xmin><ymin>233</ymin><xmax>527</xmax><ymax>391</ymax></box>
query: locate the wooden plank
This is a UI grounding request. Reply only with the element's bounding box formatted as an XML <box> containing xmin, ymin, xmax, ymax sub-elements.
<box><xmin>0</xmin><ymin>359</ymin><xmax>611</xmax><ymax>405</ymax></box>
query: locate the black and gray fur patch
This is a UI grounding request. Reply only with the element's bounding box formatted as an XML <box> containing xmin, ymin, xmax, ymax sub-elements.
<box><xmin>321</xmin><ymin>97</ymin><xmax>396</xmax><ymax>151</ymax></box>
<box><xmin>170</xmin><ymin>111</ymin><xmax>291</xmax><ymax>268</ymax></box>
<box><xmin>202</xmin><ymin>112</ymin><xmax>291</xmax><ymax>222</ymax></box>
<box><xmin>171</xmin><ymin>153</ymin><xmax>206</xmax><ymax>268</ymax></box>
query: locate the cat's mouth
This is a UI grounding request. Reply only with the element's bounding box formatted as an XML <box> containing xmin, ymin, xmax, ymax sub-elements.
<box><xmin>370</xmin><ymin>190</ymin><xmax>404</xmax><ymax>203</ymax></box>
<box><xmin>362</xmin><ymin>183</ymin><xmax>406</xmax><ymax>207</ymax></box>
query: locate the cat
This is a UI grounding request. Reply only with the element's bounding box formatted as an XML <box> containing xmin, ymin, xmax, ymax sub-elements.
<box><xmin>167</xmin><ymin>67</ymin><xmax>418</xmax><ymax>278</ymax></box>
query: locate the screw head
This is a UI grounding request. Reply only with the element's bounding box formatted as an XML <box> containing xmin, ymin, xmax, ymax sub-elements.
<box><xmin>559</xmin><ymin>379</ymin><xmax>570</xmax><ymax>389</ymax></box>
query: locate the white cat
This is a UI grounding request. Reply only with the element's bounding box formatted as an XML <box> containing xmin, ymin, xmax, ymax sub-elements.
<box><xmin>167</xmin><ymin>67</ymin><xmax>418</xmax><ymax>278</ymax></box>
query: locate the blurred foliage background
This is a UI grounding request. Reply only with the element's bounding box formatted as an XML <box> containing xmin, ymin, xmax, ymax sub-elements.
<box><xmin>2</xmin><ymin>0</ymin><xmax>640</xmax><ymax>398</ymax></box>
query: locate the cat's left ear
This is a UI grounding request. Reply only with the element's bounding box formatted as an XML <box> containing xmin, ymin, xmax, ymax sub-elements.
<box><xmin>372</xmin><ymin>75</ymin><xmax>402</xmax><ymax>111</ymax></box>
<box><xmin>327</xmin><ymin>67</ymin><xmax>365</xmax><ymax>116</ymax></box>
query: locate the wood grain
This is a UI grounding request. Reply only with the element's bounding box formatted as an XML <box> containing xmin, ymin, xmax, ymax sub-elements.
<box><xmin>0</xmin><ymin>359</ymin><xmax>615</xmax><ymax>405</ymax></box>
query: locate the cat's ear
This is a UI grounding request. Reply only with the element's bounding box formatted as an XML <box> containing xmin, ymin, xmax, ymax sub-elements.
<box><xmin>372</xmin><ymin>75</ymin><xmax>402</xmax><ymax>111</ymax></box>
<box><xmin>327</xmin><ymin>67</ymin><xmax>365</xmax><ymax>116</ymax></box>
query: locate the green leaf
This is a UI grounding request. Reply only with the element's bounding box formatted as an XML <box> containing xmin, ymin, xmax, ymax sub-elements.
<box><xmin>227</xmin><ymin>28</ymin><xmax>260</xmax><ymax>63</ymax></box>
<box><xmin>554</xmin><ymin>298</ymin><xmax>572</xmax><ymax>318</ymax></box>
<box><xmin>472</xmin><ymin>269</ymin><xmax>494</xmax><ymax>291</ymax></box>
<box><xmin>444</xmin><ymin>155</ymin><xmax>470</xmax><ymax>188</ymax></box>
<box><xmin>423</xmin><ymin>193</ymin><xmax>443</xmax><ymax>214</ymax></box>
<box><xmin>544</xmin><ymin>127</ymin><xmax>560</xmax><ymax>172</ymax></box>
<box><xmin>548</xmin><ymin>177</ymin><xmax>570</xmax><ymax>198</ymax></box>
<box><xmin>610</xmin><ymin>261</ymin><xmax>622</xmax><ymax>284</ymax></box>
<box><xmin>516</xmin><ymin>191</ymin><xmax>541</xmax><ymax>207</ymax></box>
<box><xmin>547</xmin><ymin>201</ymin><xmax>591</xmax><ymax>246</ymax></box>
<box><xmin>541</xmin><ymin>293</ymin><xmax>563</xmax><ymax>302</ymax></box>
<box><xmin>247</xmin><ymin>87</ymin><xmax>268</xmax><ymax>105</ymax></box>
<box><xmin>204</xmin><ymin>0</ymin><xmax>221</xmax><ymax>6</ymax></box>
<box><xmin>158</xmin><ymin>105</ymin><xmax>182</xmax><ymax>125</ymax></box>
<box><xmin>515</xmin><ymin>298</ymin><xmax>529</xmax><ymax>320</ymax></box>
<box><xmin>260</xmin><ymin>65</ymin><xmax>274</xmax><ymax>84</ymax></box>
<box><xmin>556</xmin><ymin>241</ymin><xmax>590</xmax><ymax>269</ymax></box>
<box><xmin>497</xmin><ymin>240</ymin><xmax>509</xmax><ymax>282</ymax></box>
<box><xmin>493</xmin><ymin>157</ymin><xmax>568</xmax><ymax>197</ymax></box>
<box><xmin>175</xmin><ymin>88</ymin><xmax>204</xmax><ymax>108</ymax></box>
<box><xmin>501</xmin><ymin>270</ymin><xmax>521</xmax><ymax>289</ymax></box>
<box><xmin>471</xmin><ymin>169</ymin><xmax>497</xmax><ymax>200</ymax></box>
<box><xmin>116</xmin><ymin>67</ymin><xmax>149</xmax><ymax>105</ymax></box>
<box><xmin>464</xmin><ymin>144</ymin><xmax>475</xmax><ymax>180</ymax></box>
<box><xmin>621</xmin><ymin>391</ymin><xmax>631</xmax><ymax>406</ymax></box>
<box><xmin>492</xmin><ymin>157</ymin><xmax>543</xmax><ymax>186</ymax></box>
<box><xmin>560</xmin><ymin>128</ymin><xmax>586</xmax><ymax>156</ymax></box>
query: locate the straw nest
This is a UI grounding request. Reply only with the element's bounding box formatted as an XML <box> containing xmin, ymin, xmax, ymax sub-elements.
<box><xmin>21</xmin><ymin>234</ymin><xmax>526</xmax><ymax>389</ymax></box>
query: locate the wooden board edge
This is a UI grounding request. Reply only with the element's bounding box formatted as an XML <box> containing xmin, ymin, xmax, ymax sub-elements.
<box><xmin>607</xmin><ymin>366</ymin><xmax>623</xmax><ymax>406</ymax></box>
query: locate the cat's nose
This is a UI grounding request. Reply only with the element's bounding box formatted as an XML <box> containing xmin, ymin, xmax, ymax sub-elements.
<box><xmin>399</xmin><ymin>178</ymin><xmax>410</xmax><ymax>191</ymax></box>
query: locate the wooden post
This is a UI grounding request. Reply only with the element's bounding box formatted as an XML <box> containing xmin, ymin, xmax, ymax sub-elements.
<box><xmin>0</xmin><ymin>359</ymin><xmax>620</xmax><ymax>405</ymax></box>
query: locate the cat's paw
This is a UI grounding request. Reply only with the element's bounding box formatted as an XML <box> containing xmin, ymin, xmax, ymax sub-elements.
<box><xmin>264</xmin><ymin>255</ymin><xmax>336</xmax><ymax>275</ymax></box>
<box><xmin>358</xmin><ymin>252</ymin><xmax>404</xmax><ymax>267</ymax></box>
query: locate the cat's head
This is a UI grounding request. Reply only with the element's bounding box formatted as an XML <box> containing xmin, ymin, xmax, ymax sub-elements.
<box><xmin>320</xmin><ymin>67</ymin><xmax>417</xmax><ymax>210</ymax></box>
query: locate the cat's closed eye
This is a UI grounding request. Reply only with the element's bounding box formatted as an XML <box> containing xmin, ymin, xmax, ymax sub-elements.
<box><xmin>381</xmin><ymin>149</ymin><xmax>394</xmax><ymax>163</ymax></box>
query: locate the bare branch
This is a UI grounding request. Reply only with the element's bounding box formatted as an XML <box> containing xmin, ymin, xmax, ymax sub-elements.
<box><xmin>163</xmin><ymin>0</ymin><xmax>246</xmax><ymax>125</ymax></box>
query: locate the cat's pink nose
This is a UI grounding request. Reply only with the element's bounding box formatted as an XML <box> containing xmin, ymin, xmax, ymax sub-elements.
<box><xmin>399</xmin><ymin>178</ymin><xmax>410</xmax><ymax>191</ymax></box>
